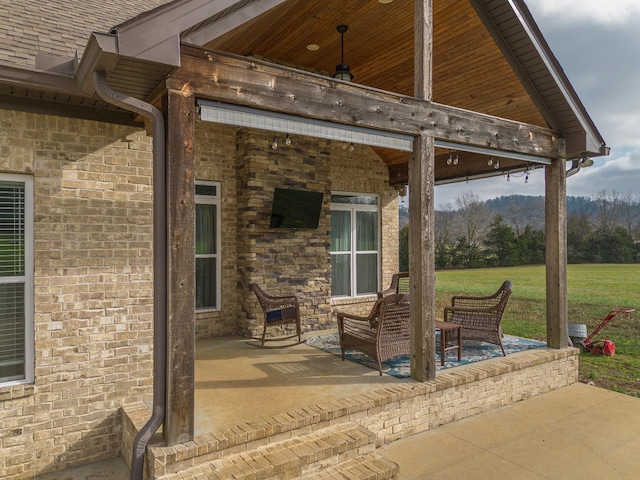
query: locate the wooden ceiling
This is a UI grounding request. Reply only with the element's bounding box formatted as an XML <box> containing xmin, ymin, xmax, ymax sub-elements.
<box><xmin>204</xmin><ymin>0</ymin><xmax>549</xmax><ymax>179</ymax></box>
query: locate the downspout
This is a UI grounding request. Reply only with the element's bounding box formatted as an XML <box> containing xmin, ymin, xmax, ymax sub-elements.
<box><xmin>92</xmin><ymin>71</ymin><xmax>167</xmax><ymax>480</ymax></box>
<box><xmin>565</xmin><ymin>159</ymin><xmax>581</xmax><ymax>178</ymax></box>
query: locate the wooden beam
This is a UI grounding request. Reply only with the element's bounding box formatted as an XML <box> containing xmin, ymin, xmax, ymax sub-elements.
<box><xmin>545</xmin><ymin>153</ymin><xmax>568</xmax><ymax>349</ymax></box>
<box><xmin>165</xmin><ymin>88</ymin><xmax>196</xmax><ymax>444</ymax></box>
<box><xmin>168</xmin><ymin>45</ymin><xmax>564</xmax><ymax>160</ymax></box>
<box><xmin>409</xmin><ymin>0</ymin><xmax>436</xmax><ymax>382</ymax></box>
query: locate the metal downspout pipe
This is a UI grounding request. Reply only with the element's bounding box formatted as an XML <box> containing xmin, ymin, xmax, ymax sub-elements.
<box><xmin>92</xmin><ymin>71</ymin><xmax>167</xmax><ymax>480</ymax></box>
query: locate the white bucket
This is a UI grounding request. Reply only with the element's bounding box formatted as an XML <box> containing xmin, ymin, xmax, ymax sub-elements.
<box><xmin>568</xmin><ymin>323</ymin><xmax>587</xmax><ymax>342</ymax></box>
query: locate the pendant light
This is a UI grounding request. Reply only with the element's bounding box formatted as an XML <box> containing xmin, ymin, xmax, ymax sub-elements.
<box><xmin>333</xmin><ymin>25</ymin><xmax>353</xmax><ymax>81</ymax></box>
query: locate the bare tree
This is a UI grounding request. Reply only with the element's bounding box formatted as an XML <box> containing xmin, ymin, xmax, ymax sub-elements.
<box><xmin>454</xmin><ymin>191</ymin><xmax>490</xmax><ymax>249</ymax></box>
<box><xmin>619</xmin><ymin>191</ymin><xmax>640</xmax><ymax>240</ymax></box>
<box><xmin>593</xmin><ymin>190</ymin><xmax>621</xmax><ymax>231</ymax></box>
<box><xmin>503</xmin><ymin>196</ymin><xmax>543</xmax><ymax>236</ymax></box>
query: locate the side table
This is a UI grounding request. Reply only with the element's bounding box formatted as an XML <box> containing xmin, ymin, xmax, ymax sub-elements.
<box><xmin>435</xmin><ymin>320</ymin><xmax>462</xmax><ymax>366</ymax></box>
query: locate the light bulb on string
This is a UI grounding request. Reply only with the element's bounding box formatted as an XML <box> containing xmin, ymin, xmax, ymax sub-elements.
<box><xmin>453</xmin><ymin>154</ymin><xmax>459</xmax><ymax>165</ymax></box>
<box><xmin>285</xmin><ymin>134</ymin><xmax>292</xmax><ymax>146</ymax></box>
<box><xmin>271</xmin><ymin>136</ymin><xmax>278</xmax><ymax>149</ymax></box>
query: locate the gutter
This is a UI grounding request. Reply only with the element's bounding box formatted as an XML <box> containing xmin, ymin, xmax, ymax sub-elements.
<box><xmin>92</xmin><ymin>71</ymin><xmax>167</xmax><ymax>480</ymax></box>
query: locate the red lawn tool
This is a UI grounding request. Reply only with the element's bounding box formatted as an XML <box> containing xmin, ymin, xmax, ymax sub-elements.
<box><xmin>576</xmin><ymin>308</ymin><xmax>635</xmax><ymax>356</ymax></box>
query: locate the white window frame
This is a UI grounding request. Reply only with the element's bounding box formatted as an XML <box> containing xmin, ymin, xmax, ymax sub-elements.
<box><xmin>0</xmin><ymin>174</ymin><xmax>34</xmax><ymax>386</ymax></box>
<box><xmin>330</xmin><ymin>192</ymin><xmax>380</xmax><ymax>298</ymax></box>
<box><xmin>195</xmin><ymin>181</ymin><xmax>221</xmax><ymax>312</ymax></box>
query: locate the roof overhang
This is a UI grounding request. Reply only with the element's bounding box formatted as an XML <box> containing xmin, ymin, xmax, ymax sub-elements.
<box><xmin>0</xmin><ymin>0</ymin><xmax>608</xmax><ymax>164</ymax></box>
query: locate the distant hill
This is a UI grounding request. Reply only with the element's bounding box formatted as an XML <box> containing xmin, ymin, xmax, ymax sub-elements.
<box><xmin>399</xmin><ymin>194</ymin><xmax>640</xmax><ymax>229</ymax></box>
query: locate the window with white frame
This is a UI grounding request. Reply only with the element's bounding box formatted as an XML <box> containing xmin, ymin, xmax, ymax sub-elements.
<box><xmin>330</xmin><ymin>193</ymin><xmax>379</xmax><ymax>297</ymax></box>
<box><xmin>195</xmin><ymin>181</ymin><xmax>221</xmax><ymax>311</ymax></box>
<box><xmin>0</xmin><ymin>175</ymin><xmax>33</xmax><ymax>385</ymax></box>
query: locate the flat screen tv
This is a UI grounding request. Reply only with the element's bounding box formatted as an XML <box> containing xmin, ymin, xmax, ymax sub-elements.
<box><xmin>269</xmin><ymin>188</ymin><xmax>324</xmax><ymax>229</ymax></box>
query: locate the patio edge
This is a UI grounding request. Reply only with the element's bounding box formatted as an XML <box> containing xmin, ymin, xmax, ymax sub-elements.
<box><xmin>125</xmin><ymin>346</ymin><xmax>579</xmax><ymax>478</ymax></box>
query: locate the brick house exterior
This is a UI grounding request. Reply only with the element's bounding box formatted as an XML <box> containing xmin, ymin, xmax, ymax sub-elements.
<box><xmin>0</xmin><ymin>108</ymin><xmax>399</xmax><ymax>478</ymax></box>
<box><xmin>0</xmin><ymin>1</ymin><xmax>607</xmax><ymax>478</ymax></box>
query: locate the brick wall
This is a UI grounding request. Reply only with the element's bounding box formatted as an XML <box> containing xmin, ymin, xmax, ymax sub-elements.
<box><xmin>0</xmin><ymin>107</ymin><xmax>402</xmax><ymax>478</ymax></box>
<box><xmin>194</xmin><ymin>122</ymin><xmax>239</xmax><ymax>338</ymax></box>
<box><xmin>0</xmin><ymin>108</ymin><xmax>154</xmax><ymax>479</ymax></box>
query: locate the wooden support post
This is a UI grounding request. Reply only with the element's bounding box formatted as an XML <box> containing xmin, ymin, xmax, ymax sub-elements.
<box><xmin>545</xmin><ymin>155</ymin><xmax>568</xmax><ymax>349</ymax></box>
<box><xmin>165</xmin><ymin>89</ymin><xmax>196</xmax><ymax>444</ymax></box>
<box><xmin>409</xmin><ymin>0</ymin><xmax>436</xmax><ymax>382</ymax></box>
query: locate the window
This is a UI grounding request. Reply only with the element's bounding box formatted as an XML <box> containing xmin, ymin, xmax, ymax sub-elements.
<box><xmin>0</xmin><ymin>175</ymin><xmax>33</xmax><ymax>385</ymax></box>
<box><xmin>330</xmin><ymin>194</ymin><xmax>379</xmax><ymax>297</ymax></box>
<box><xmin>195</xmin><ymin>181</ymin><xmax>221</xmax><ymax>311</ymax></box>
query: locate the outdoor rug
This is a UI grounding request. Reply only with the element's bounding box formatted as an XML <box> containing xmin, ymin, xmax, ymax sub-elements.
<box><xmin>306</xmin><ymin>333</ymin><xmax>546</xmax><ymax>378</ymax></box>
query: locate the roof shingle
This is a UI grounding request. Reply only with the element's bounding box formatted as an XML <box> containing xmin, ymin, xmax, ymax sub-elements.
<box><xmin>0</xmin><ymin>0</ymin><xmax>172</xmax><ymax>69</ymax></box>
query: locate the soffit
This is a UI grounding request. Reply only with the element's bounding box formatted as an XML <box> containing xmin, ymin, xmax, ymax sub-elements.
<box><xmin>196</xmin><ymin>0</ymin><xmax>552</xmax><ymax>174</ymax></box>
<box><xmin>203</xmin><ymin>0</ymin><xmax>549</xmax><ymax>136</ymax></box>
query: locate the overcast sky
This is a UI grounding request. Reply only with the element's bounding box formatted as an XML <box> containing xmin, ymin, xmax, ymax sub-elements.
<box><xmin>434</xmin><ymin>0</ymin><xmax>640</xmax><ymax>208</ymax></box>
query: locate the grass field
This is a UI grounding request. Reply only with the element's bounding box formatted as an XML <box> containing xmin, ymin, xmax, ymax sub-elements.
<box><xmin>434</xmin><ymin>264</ymin><xmax>640</xmax><ymax>397</ymax></box>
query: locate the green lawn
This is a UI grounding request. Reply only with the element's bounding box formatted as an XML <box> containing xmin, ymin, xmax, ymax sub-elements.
<box><xmin>434</xmin><ymin>265</ymin><xmax>640</xmax><ymax>397</ymax></box>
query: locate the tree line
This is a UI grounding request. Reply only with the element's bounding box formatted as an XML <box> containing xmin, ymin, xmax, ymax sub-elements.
<box><xmin>399</xmin><ymin>191</ymin><xmax>640</xmax><ymax>270</ymax></box>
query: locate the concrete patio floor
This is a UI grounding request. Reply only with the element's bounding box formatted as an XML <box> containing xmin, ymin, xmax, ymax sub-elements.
<box><xmin>34</xmin><ymin>333</ymin><xmax>640</xmax><ymax>479</ymax></box>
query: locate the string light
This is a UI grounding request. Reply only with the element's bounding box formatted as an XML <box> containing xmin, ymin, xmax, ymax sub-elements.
<box><xmin>453</xmin><ymin>154</ymin><xmax>459</xmax><ymax>165</ymax></box>
<box><xmin>447</xmin><ymin>152</ymin><xmax>452</xmax><ymax>165</ymax></box>
<box><xmin>285</xmin><ymin>134</ymin><xmax>292</xmax><ymax>146</ymax></box>
<box><xmin>271</xmin><ymin>135</ymin><xmax>278</xmax><ymax>149</ymax></box>
<box><xmin>488</xmin><ymin>156</ymin><xmax>493</xmax><ymax>166</ymax></box>
<box><xmin>494</xmin><ymin>159</ymin><xmax>500</xmax><ymax>169</ymax></box>
<box><xmin>349</xmin><ymin>142</ymin><xmax>355</xmax><ymax>152</ymax></box>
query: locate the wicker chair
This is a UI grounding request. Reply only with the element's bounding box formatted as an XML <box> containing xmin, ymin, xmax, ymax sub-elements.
<box><xmin>444</xmin><ymin>280</ymin><xmax>513</xmax><ymax>355</ymax></box>
<box><xmin>249</xmin><ymin>283</ymin><xmax>303</xmax><ymax>348</ymax></box>
<box><xmin>337</xmin><ymin>293</ymin><xmax>410</xmax><ymax>375</ymax></box>
<box><xmin>377</xmin><ymin>272</ymin><xmax>410</xmax><ymax>298</ymax></box>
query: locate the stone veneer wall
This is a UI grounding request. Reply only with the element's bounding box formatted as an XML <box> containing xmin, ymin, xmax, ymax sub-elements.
<box><xmin>234</xmin><ymin>130</ymin><xmax>398</xmax><ymax>337</ymax></box>
<box><xmin>235</xmin><ymin>130</ymin><xmax>332</xmax><ymax>337</ymax></box>
<box><xmin>0</xmin><ymin>109</ymin><xmax>154</xmax><ymax>480</ymax></box>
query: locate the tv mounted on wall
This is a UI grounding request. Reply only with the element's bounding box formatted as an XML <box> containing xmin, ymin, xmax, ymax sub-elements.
<box><xmin>269</xmin><ymin>188</ymin><xmax>324</xmax><ymax>229</ymax></box>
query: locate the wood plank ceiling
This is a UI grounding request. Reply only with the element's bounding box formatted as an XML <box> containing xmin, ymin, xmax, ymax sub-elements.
<box><xmin>204</xmin><ymin>0</ymin><xmax>549</xmax><ymax>181</ymax></box>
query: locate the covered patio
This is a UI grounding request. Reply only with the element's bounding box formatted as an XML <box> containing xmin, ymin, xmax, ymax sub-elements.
<box><xmin>119</xmin><ymin>331</ymin><xmax>578</xmax><ymax>478</ymax></box>
<box><xmin>1</xmin><ymin>0</ymin><xmax>611</xmax><ymax>478</ymax></box>
<box><xmin>189</xmin><ymin>332</ymin><xmax>567</xmax><ymax>433</ymax></box>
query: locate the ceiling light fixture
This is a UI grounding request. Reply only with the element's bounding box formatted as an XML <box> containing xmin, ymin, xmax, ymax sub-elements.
<box><xmin>334</xmin><ymin>25</ymin><xmax>353</xmax><ymax>82</ymax></box>
<box><xmin>579</xmin><ymin>156</ymin><xmax>594</xmax><ymax>167</ymax></box>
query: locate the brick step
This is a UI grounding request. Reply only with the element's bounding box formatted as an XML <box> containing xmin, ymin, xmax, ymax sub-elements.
<box><xmin>300</xmin><ymin>452</ymin><xmax>398</xmax><ymax>480</ymax></box>
<box><xmin>156</xmin><ymin>422</ymin><xmax>376</xmax><ymax>480</ymax></box>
